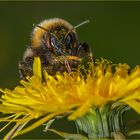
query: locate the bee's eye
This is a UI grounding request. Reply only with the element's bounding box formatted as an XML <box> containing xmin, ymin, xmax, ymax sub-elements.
<box><xmin>50</xmin><ymin>35</ymin><xmax>56</xmax><ymax>47</ymax></box>
<box><xmin>65</xmin><ymin>34</ymin><xmax>72</xmax><ymax>46</ymax></box>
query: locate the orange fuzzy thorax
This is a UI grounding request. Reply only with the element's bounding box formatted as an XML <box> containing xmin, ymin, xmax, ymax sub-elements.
<box><xmin>31</xmin><ymin>18</ymin><xmax>74</xmax><ymax>48</ymax></box>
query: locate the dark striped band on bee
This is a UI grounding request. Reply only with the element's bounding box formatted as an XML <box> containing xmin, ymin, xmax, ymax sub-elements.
<box><xmin>19</xmin><ymin>18</ymin><xmax>93</xmax><ymax>79</ymax></box>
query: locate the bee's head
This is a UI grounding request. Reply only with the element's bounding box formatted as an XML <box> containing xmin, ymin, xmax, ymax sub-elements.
<box><xmin>31</xmin><ymin>18</ymin><xmax>78</xmax><ymax>56</ymax></box>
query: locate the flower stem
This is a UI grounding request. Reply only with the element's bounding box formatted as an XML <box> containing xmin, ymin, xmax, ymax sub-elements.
<box><xmin>95</xmin><ymin>108</ymin><xmax>104</xmax><ymax>138</ymax></box>
<box><xmin>75</xmin><ymin>104</ymin><xmax>129</xmax><ymax>139</ymax></box>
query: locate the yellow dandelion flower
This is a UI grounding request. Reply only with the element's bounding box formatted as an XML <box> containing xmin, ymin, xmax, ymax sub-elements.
<box><xmin>0</xmin><ymin>57</ymin><xmax>140</xmax><ymax>139</ymax></box>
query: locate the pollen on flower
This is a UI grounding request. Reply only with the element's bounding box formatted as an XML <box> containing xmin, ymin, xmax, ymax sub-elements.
<box><xmin>0</xmin><ymin>57</ymin><xmax>140</xmax><ymax>138</ymax></box>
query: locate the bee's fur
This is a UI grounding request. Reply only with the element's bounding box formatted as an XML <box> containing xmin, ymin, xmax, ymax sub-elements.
<box><xmin>19</xmin><ymin>18</ymin><xmax>93</xmax><ymax>79</ymax></box>
<box><xmin>31</xmin><ymin>18</ymin><xmax>76</xmax><ymax>48</ymax></box>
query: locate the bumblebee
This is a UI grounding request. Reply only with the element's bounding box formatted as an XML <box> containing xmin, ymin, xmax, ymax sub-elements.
<box><xmin>19</xmin><ymin>18</ymin><xmax>93</xmax><ymax>78</ymax></box>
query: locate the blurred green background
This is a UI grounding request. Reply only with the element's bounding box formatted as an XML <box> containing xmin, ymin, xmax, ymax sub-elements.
<box><xmin>0</xmin><ymin>1</ymin><xmax>140</xmax><ymax>139</ymax></box>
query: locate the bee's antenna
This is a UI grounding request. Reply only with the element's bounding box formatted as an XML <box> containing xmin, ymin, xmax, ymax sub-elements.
<box><xmin>33</xmin><ymin>24</ymin><xmax>58</xmax><ymax>39</ymax></box>
<box><xmin>33</xmin><ymin>24</ymin><xmax>51</xmax><ymax>33</ymax></box>
<box><xmin>73</xmin><ymin>20</ymin><xmax>90</xmax><ymax>30</ymax></box>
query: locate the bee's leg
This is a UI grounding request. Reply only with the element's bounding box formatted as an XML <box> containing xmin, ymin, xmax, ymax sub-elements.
<box><xmin>19</xmin><ymin>58</ymin><xmax>33</xmax><ymax>79</ymax></box>
<box><xmin>64</xmin><ymin>60</ymin><xmax>71</xmax><ymax>73</ymax></box>
<box><xmin>77</xmin><ymin>42</ymin><xmax>93</xmax><ymax>62</ymax></box>
<box><xmin>19</xmin><ymin>67</ymin><xmax>25</xmax><ymax>79</ymax></box>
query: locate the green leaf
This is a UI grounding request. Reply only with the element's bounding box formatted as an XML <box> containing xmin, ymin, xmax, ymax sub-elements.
<box><xmin>127</xmin><ymin>129</ymin><xmax>140</xmax><ymax>136</ymax></box>
<box><xmin>43</xmin><ymin>119</ymin><xmax>55</xmax><ymax>132</ymax></box>
<box><xmin>48</xmin><ymin>129</ymin><xmax>88</xmax><ymax>140</ymax></box>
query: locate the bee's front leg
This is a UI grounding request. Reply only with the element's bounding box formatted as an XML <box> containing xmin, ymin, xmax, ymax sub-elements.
<box><xmin>77</xmin><ymin>42</ymin><xmax>93</xmax><ymax>62</ymax></box>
